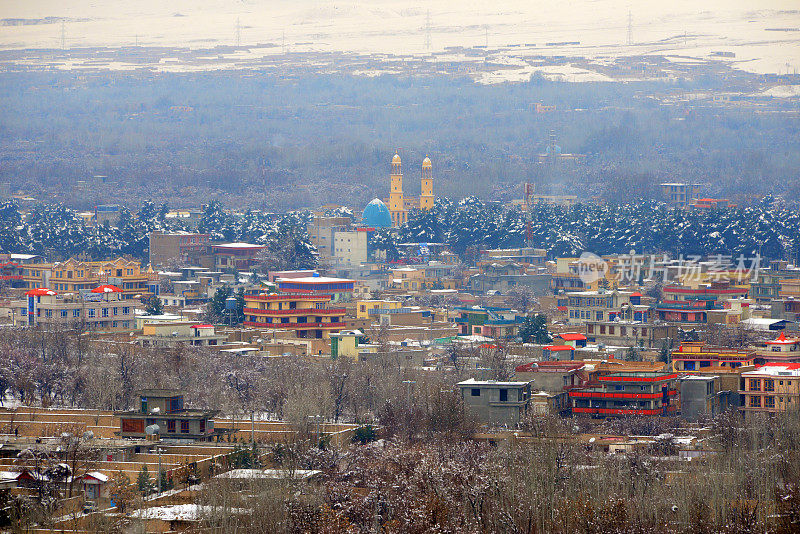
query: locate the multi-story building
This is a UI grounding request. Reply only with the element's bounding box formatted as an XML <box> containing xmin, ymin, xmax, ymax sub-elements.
<box><xmin>739</xmin><ymin>363</ymin><xmax>800</xmax><ymax>418</ymax></box>
<box><xmin>585</xmin><ymin>321</ymin><xmax>678</xmax><ymax>348</ymax></box>
<box><xmin>20</xmin><ymin>257</ymin><xmax>160</xmax><ymax>300</ymax></box>
<box><xmin>566</xmin><ymin>289</ymin><xmax>649</xmax><ymax>326</ymax></box>
<box><xmin>356</xmin><ymin>299</ymin><xmax>402</xmax><ymax>320</ymax></box>
<box><xmin>116</xmin><ymin>389</ymin><xmax>219</xmax><ymax>441</ymax></box>
<box><xmin>136</xmin><ymin>322</ymin><xmax>228</xmax><ymax>348</ymax></box>
<box><xmin>332</xmin><ymin>229</ymin><xmax>370</xmax><ymax>265</ymax></box>
<box><xmin>757</xmin><ymin>332</ymin><xmax>800</xmax><ymax>363</ymax></box>
<box><xmin>458</xmin><ymin>379</ymin><xmax>531</xmax><ymax>425</ymax></box>
<box><xmin>275</xmin><ymin>275</ymin><xmax>355</xmax><ymax>303</ymax></box>
<box><xmin>206</xmin><ymin>243</ymin><xmax>267</xmax><ymax>271</ymax></box>
<box><xmin>671</xmin><ymin>342</ymin><xmax>757</xmax><ymax>373</ymax></box>
<box><xmin>771</xmin><ymin>298</ymin><xmax>800</xmax><ymax>323</ymax></box>
<box><xmin>452</xmin><ymin>306</ymin><xmax>523</xmax><ymax>339</ymax></box>
<box><xmin>680</xmin><ymin>375</ymin><xmax>722</xmax><ymax>421</ymax></box>
<box><xmin>243</xmin><ymin>291</ymin><xmax>346</xmax><ymax>340</ymax></box>
<box><xmin>655</xmin><ymin>282</ymin><xmax>748</xmax><ymax>324</ymax></box>
<box><xmin>570</xmin><ymin>369</ymin><xmax>678</xmax><ymax>417</ymax></box>
<box><xmin>13</xmin><ymin>286</ymin><xmax>135</xmax><ymax>331</ymax></box>
<box><xmin>149</xmin><ymin>231</ymin><xmax>211</xmax><ymax>268</ymax></box>
<box><xmin>307</xmin><ymin>216</ymin><xmax>351</xmax><ymax>258</ymax></box>
<box><xmin>660</xmin><ymin>182</ymin><xmax>702</xmax><ymax>208</ymax></box>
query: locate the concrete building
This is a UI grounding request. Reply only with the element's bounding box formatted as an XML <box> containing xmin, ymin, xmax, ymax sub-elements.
<box><xmin>276</xmin><ymin>275</ymin><xmax>355</xmax><ymax>303</ymax></box>
<box><xmin>243</xmin><ymin>291</ymin><xmax>346</xmax><ymax>340</ymax></box>
<box><xmin>514</xmin><ymin>361</ymin><xmax>587</xmax><ymax>392</ymax></box>
<box><xmin>136</xmin><ymin>322</ymin><xmax>227</xmax><ymax>348</ymax></box>
<box><xmin>585</xmin><ymin>321</ymin><xmax>678</xmax><ymax>348</ymax></box>
<box><xmin>20</xmin><ymin>257</ymin><xmax>160</xmax><ymax>300</ymax></box>
<box><xmin>332</xmin><ymin>229</ymin><xmax>369</xmax><ymax>265</ymax></box>
<box><xmin>660</xmin><ymin>182</ymin><xmax>702</xmax><ymax>208</ymax></box>
<box><xmin>570</xmin><ymin>369</ymin><xmax>678</xmax><ymax>417</ymax></box>
<box><xmin>330</xmin><ymin>329</ymin><xmax>378</xmax><ymax>361</ymax></box>
<box><xmin>566</xmin><ymin>289</ymin><xmax>649</xmax><ymax>326</ymax></box>
<box><xmin>680</xmin><ymin>375</ymin><xmax>721</xmax><ymax>421</ymax></box>
<box><xmin>116</xmin><ymin>389</ymin><xmax>219</xmax><ymax>441</ymax></box>
<box><xmin>149</xmin><ymin>231</ymin><xmax>211</xmax><ymax>268</ymax></box>
<box><xmin>671</xmin><ymin>342</ymin><xmax>757</xmax><ymax>373</ymax></box>
<box><xmin>12</xmin><ymin>286</ymin><xmax>135</xmax><ymax>331</ymax></box>
<box><xmin>458</xmin><ymin>379</ymin><xmax>531</xmax><ymax>426</ymax></box>
<box><xmin>739</xmin><ymin>363</ymin><xmax>800</xmax><ymax>418</ymax></box>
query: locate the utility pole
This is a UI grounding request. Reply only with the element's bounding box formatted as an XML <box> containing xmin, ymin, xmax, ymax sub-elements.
<box><xmin>235</xmin><ymin>17</ymin><xmax>241</xmax><ymax>47</ymax></box>
<box><xmin>61</xmin><ymin>20</ymin><xmax>66</xmax><ymax>50</ymax></box>
<box><xmin>626</xmin><ymin>11</ymin><xmax>633</xmax><ymax>46</ymax></box>
<box><xmin>424</xmin><ymin>10</ymin><xmax>431</xmax><ymax>50</ymax></box>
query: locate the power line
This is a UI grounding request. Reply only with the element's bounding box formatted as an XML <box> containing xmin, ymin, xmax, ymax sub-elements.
<box><xmin>424</xmin><ymin>10</ymin><xmax>431</xmax><ymax>50</ymax></box>
<box><xmin>627</xmin><ymin>10</ymin><xmax>633</xmax><ymax>46</ymax></box>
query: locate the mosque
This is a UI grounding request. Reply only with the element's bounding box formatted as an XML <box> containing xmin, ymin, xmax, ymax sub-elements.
<box><xmin>362</xmin><ymin>152</ymin><xmax>434</xmax><ymax>228</ymax></box>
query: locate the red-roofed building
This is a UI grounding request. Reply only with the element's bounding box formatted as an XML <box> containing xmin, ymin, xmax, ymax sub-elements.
<box><xmin>757</xmin><ymin>332</ymin><xmax>800</xmax><ymax>363</ymax></box>
<box><xmin>13</xmin><ymin>286</ymin><xmax>133</xmax><ymax>331</ymax></box>
<box><xmin>570</xmin><ymin>369</ymin><xmax>678</xmax><ymax>416</ymax></box>
<box><xmin>555</xmin><ymin>332</ymin><xmax>587</xmax><ymax>348</ymax></box>
<box><xmin>243</xmin><ymin>291</ymin><xmax>346</xmax><ymax>341</ymax></box>
<box><xmin>671</xmin><ymin>342</ymin><xmax>758</xmax><ymax>373</ymax></box>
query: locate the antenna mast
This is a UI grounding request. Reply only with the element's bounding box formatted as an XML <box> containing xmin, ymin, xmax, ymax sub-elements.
<box><xmin>235</xmin><ymin>17</ymin><xmax>241</xmax><ymax>47</ymax></box>
<box><xmin>424</xmin><ymin>10</ymin><xmax>431</xmax><ymax>50</ymax></box>
<box><xmin>626</xmin><ymin>11</ymin><xmax>633</xmax><ymax>45</ymax></box>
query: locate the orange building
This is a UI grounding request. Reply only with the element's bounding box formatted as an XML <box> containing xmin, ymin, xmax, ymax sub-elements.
<box><xmin>739</xmin><ymin>363</ymin><xmax>800</xmax><ymax>417</ymax></box>
<box><xmin>243</xmin><ymin>291</ymin><xmax>346</xmax><ymax>340</ymax></box>
<box><xmin>671</xmin><ymin>342</ymin><xmax>757</xmax><ymax>373</ymax></box>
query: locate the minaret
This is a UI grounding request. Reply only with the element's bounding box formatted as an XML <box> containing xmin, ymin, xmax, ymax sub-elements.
<box><xmin>420</xmin><ymin>155</ymin><xmax>434</xmax><ymax>211</ymax></box>
<box><xmin>388</xmin><ymin>152</ymin><xmax>405</xmax><ymax>226</ymax></box>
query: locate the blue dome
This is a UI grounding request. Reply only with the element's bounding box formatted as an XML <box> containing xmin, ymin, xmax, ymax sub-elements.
<box><xmin>362</xmin><ymin>198</ymin><xmax>392</xmax><ymax>228</ymax></box>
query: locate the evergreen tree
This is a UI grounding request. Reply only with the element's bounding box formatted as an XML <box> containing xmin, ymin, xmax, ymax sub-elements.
<box><xmin>519</xmin><ymin>315</ymin><xmax>552</xmax><ymax>344</ymax></box>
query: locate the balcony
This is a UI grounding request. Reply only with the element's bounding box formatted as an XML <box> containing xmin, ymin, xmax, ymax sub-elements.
<box><xmin>569</xmin><ymin>389</ymin><xmax>677</xmax><ymax>400</ymax></box>
<box><xmin>243</xmin><ymin>307</ymin><xmax>345</xmax><ymax>316</ymax></box>
<box><xmin>243</xmin><ymin>321</ymin><xmax>345</xmax><ymax>330</ymax></box>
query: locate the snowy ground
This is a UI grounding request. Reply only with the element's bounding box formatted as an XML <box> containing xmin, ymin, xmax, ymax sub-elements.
<box><xmin>0</xmin><ymin>0</ymin><xmax>799</xmax><ymax>78</ymax></box>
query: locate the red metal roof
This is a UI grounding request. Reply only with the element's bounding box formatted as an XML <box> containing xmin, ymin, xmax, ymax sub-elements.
<box><xmin>91</xmin><ymin>284</ymin><xmax>123</xmax><ymax>293</ymax></box>
<box><xmin>26</xmin><ymin>288</ymin><xmax>56</xmax><ymax>296</ymax></box>
<box><xmin>630</xmin><ymin>291</ymin><xmax>643</xmax><ymax>297</ymax></box>
<box><xmin>543</xmin><ymin>345</ymin><xmax>575</xmax><ymax>351</ymax></box>
<box><xmin>190</xmin><ymin>324</ymin><xmax>214</xmax><ymax>328</ymax></box>
<box><xmin>558</xmin><ymin>333</ymin><xmax>586</xmax><ymax>341</ymax></box>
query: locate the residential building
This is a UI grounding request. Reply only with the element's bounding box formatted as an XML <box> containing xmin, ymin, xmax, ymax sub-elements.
<box><xmin>541</xmin><ymin>344</ymin><xmax>576</xmax><ymax>361</ymax></box>
<box><xmin>771</xmin><ymin>298</ymin><xmax>800</xmax><ymax>323</ymax></box>
<box><xmin>20</xmin><ymin>257</ymin><xmax>160</xmax><ymax>300</ymax></box>
<box><xmin>330</xmin><ymin>330</ymin><xmax>378</xmax><ymax>361</ymax></box>
<box><xmin>671</xmin><ymin>342</ymin><xmax>757</xmax><ymax>372</ymax></box>
<box><xmin>149</xmin><ymin>231</ymin><xmax>211</xmax><ymax>268</ymax></box>
<box><xmin>680</xmin><ymin>375</ymin><xmax>721</xmax><ymax>421</ymax></box>
<box><xmin>136</xmin><ymin>322</ymin><xmax>227</xmax><ymax>348</ymax></box>
<box><xmin>514</xmin><ymin>361</ymin><xmax>587</xmax><ymax>392</ymax></box>
<box><xmin>689</xmin><ymin>198</ymin><xmax>736</xmax><ymax>211</ymax></box>
<box><xmin>566</xmin><ymin>289</ymin><xmax>649</xmax><ymax>326</ymax></box>
<box><xmin>458</xmin><ymin>379</ymin><xmax>531</xmax><ymax>425</ymax></box>
<box><xmin>12</xmin><ymin>286</ymin><xmax>135</xmax><ymax>331</ymax></box>
<box><xmin>243</xmin><ymin>291</ymin><xmax>345</xmax><ymax>340</ymax></box>
<box><xmin>0</xmin><ymin>253</ymin><xmax>42</xmax><ymax>288</ymax></box>
<box><xmin>660</xmin><ymin>182</ymin><xmax>702</xmax><ymax>208</ymax></box>
<box><xmin>570</xmin><ymin>368</ymin><xmax>678</xmax><ymax>416</ymax></box>
<box><xmin>757</xmin><ymin>332</ymin><xmax>800</xmax><ymax>363</ymax></box>
<box><xmin>452</xmin><ymin>306</ymin><xmax>523</xmax><ymax>339</ymax></box>
<box><xmin>307</xmin><ymin>216</ymin><xmax>351</xmax><ymax>258</ymax></box>
<box><xmin>656</xmin><ymin>282</ymin><xmax>748</xmax><ymax>324</ymax></box>
<box><xmin>585</xmin><ymin>321</ymin><xmax>678</xmax><ymax>348</ymax></box>
<box><xmin>356</xmin><ymin>299</ymin><xmax>402</xmax><ymax>319</ymax></box>
<box><xmin>276</xmin><ymin>276</ymin><xmax>355</xmax><ymax>303</ymax></box>
<box><xmin>465</xmin><ymin>262</ymin><xmax>550</xmax><ymax>295</ymax></box>
<box><xmin>332</xmin><ymin>229</ymin><xmax>370</xmax><ymax>265</ymax></box>
<box><xmin>206</xmin><ymin>243</ymin><xmax>267</xmax><ymax>271</ymax></box>
<box><xmin>739</xmin><ymin>363</ymin><xmax>800</xmax><ymax>418</ymax></box>
<box><xmin>116</xmin><ymin>389</ymin><xmax>219</xmax><ymax>441</ymax></box>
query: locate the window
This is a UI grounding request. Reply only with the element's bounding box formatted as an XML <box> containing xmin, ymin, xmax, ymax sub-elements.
<box><xmin>167</xmin><ymin>420</ymin><xmax>176</xmax><ymax>433</ymax></box>
<box><xmin>180</xmin><ymin>420</ymin><xmax>190</xmax><ymax>433</ymax></box>
<box><xmin>765</xmin><ymin>396</ymin><xmax>775</xmax><ymax>409</ymax></box>
<box><xmin>749</xmin><ymin>396</ymin><xmax>761</xmax><ymax>407</ymax></box>
<box><xmin>88</xmin><ymin>309</ymin><xmax>95</xmax><ymax>318</ymax></box>
<box><xmin>73</xmin><ymin>309</ymin><xmax>80</xmax><ymax>318</ymax></box>
<box><xmin>123</xmin><ymin>307</ymin><xmax>130</xmax><ymax>315</ymax></box>
<box><xmin>471</xmin><ymin>388</ymin><xmax>480</xmax><ymax>397</ymax></box>
<box><xmin>45</xmin><ymin>310</ymin><xmax>52</xmax><ymax>318</ymax></box>
<box><xmin>499</xmin><ymin>389</ymin><xmax>508</xmax><ymax>402</ymax></box>
<box><xmin>102</xmin><ymin>308</ymin><xmax>109</xmax><ymax>317</ymax></box>
<box><xmin>764</xmin><ymin>379</ymin><xmax>775</xmax><ymax>392</ymax></box>
<box><xmin>60</xmin><ymin>310</ymin><xmax>68</xmax><ymax>318</ymax></box>
<box><xmin>749</xmin><ymin>379</ymin><xmax>761</xmax><ymax>391</ymax></box>
<box><xmin>113</xmin><ymin>307</ymin><xmax>118</xmax><ymax>316</ymax></box>
<box><xmin>200</xmin><ymin>420</ymin><xmax>206</xmax><ymax>433</ymax></box>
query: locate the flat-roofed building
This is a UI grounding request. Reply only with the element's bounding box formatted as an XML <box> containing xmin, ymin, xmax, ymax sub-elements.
<box><xmin>116</xmin><ymin>389</ymin><xmax>219</xmax><ymax>441</ymax></box>
<box><xmin>739</xmin><ymin>363</ymin><xmax>800</xmax><ymax>418</ymax></box>
<box><xmin>243</xmin><ymin>291</ymin><xmax>345</xmax><ymax>340</ymax></box>
<box><xmin>671</xmin><ymin>342</ymin><xmax>757</xmax><ymax>373</ymax></box>
<box><xmin>458</xmin><ymin>379</ymin><xmax>531</xmax><ymax>425</ymax></box>
<box><xmin>12</xmin><ymin>286</ymin><xmax>135</xmax><ymax>331</ymax></box>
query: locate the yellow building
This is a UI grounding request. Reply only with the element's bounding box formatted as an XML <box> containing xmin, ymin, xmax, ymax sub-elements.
<box><xmin>385</xmin><ymin>153</ymin><xmax>434</xmax><ymax>227</ymax></box>
<box><xmin>21</xmin><ymin>257</ymin><xmax>159</xmax><ymax>300</ymax></box>
<box><xmin>330</xmin><ymin>329</ymin><xmax>379</xmax><ymax>361</ymax></box>
<box><xmin>356</xmin><ymin>299</ymin><xmax>402</xmax><ymax>320</ymax></box>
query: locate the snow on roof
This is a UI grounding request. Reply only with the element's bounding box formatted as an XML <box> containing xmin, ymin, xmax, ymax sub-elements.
<box><xmin>766</xmin><ymin>332</ymin><xmax>799</xmax><ymax>345</ymax></box>
<box><xmin>26</xmin><ymin>288</ymin><xmax>56</xmax><ymax>296</ymax></box>
<box><xmin>458</xmin><ymin>378</ymin><xmax>530</xmax><ymax>387</ymax></box>
<box><xmin>743</xmin><ymin>363</ymin><xmax>800</xmax><ymax>377</ymax></box>
<box><xmin>82</xmin><ymin>471</ymin><xmax>109</xmax><ymax>482</ymax></box>
<box><xmin>130</xmin><ymin>504</ymin><xmax>247</xmax><ymax>521</ymax></box>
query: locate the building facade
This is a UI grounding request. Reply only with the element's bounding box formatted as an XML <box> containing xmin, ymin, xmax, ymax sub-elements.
<box><xmin>739</xmin><ymin>363</ymin><xmax>800</xmax><ymax>418</ymax></box>
<box><xmin>243</xmin><ymin>291</ymin><xmax>346</xmax><ymax>340</ymax></box>
<box><xmin>570</xmin><ymin>370</ymin><xmax>678</xmax><ymax>416</ymax></box>
<box><xmin>13</xmin><ymin>287</ymin><xmax>135</xmax><ymax>331</ymax></box>
<box><xmin>458</xmin><ymin>379</ymin><xmax>531</xmax><ymax>425</ymax></box>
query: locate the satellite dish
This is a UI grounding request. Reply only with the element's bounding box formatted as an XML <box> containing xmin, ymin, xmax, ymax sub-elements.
<box><xmin>83</xmin><ymin>431</ymin><xmax>94</xmax><ymax>440</ymax></box>
<box><xmin>589</xmin><ymin>437</ymin><xmax>596</xmax><ymax>443</ymax></box>
<box><xmin>145</xmin><ymin>424</ymin><xmax>160</xmax><ymax>436</ymax></box>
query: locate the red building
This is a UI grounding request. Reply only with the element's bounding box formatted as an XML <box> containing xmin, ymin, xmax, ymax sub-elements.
<box><xmin>570</xmin><ymin>369</ymin><xmax>678</xmax><ymax>416</ymax></box>
<box><xmin>243</xmin><ymin>291</ymin><xmax>346</xmax><ymax>340</ymax></box>
<box><xmin>656</xmin><ymin>283</ymin><xmax>748</xmax><ymax>324</ymax></box>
